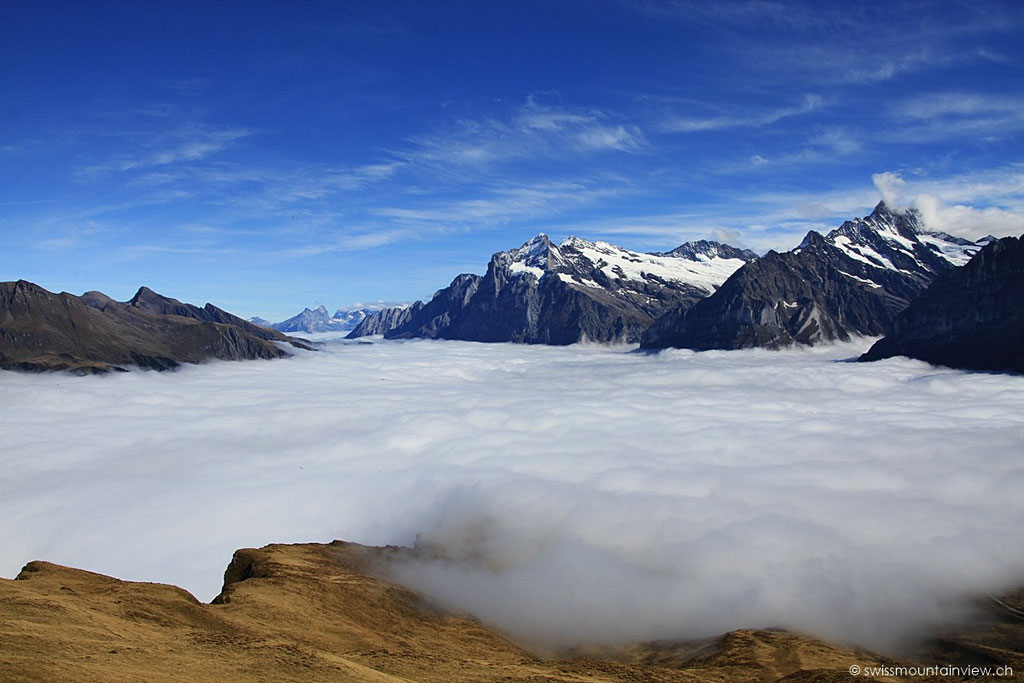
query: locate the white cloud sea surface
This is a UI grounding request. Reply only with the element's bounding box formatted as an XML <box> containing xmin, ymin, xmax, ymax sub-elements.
<box><xmin>2</xmin><ymin>338</ymin><xmax>1023</xmax><ymax>653</ymax></box>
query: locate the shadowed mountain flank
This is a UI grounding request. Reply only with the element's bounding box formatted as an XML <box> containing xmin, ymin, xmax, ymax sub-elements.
<box><xmin>0</xmin><ymin>281</ymin><xmax>311</xmax><ymax>373</ymax></box>
<box><xmin>861</xmin><ymin>234</ymin><xmax>1024</xmax><ymax>373</ymax></box>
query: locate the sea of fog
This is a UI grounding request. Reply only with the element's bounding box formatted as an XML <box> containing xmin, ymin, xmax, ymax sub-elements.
<box><xmin>2</xmin><ymin>337</ymin><xmax>1023</xmax><ymax>653</ymax></box>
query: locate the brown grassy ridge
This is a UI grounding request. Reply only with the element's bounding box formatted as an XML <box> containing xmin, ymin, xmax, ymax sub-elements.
<box><xmin>2</xmin><ymin>540</ymin><xmax>1022</xmax><ymax>682</ymax></box>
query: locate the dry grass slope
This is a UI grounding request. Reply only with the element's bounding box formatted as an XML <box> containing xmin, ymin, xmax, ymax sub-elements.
<box><xmin>1</xmin><ymin>541</ymin><xmax>1021</xmax><ymax>682</ymax></box>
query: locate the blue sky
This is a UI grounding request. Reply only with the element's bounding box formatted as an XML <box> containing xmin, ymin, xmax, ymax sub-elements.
<box><xmin>2</xmin><ymin>0</ymin><xmax>1023</xmax><ymax>320</ymax></box>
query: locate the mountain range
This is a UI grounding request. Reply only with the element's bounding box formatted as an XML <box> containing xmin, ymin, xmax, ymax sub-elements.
<box><xmin>347</xmin><ymin>203</ymin><xmax>993</xmax><ymax>351</ymax></box>
<box><xmin>3</xmin><ymin>203</ymin><xmax>1018</xmax><ymax>375</ymax></box>
<box><xmin>0</xmin><ymin>281</ymin><xmax>311</xmax><ymax>373</ymax></box>
<box><xmin>251</xmin><ymin>303</ymin><xmax>407</xmax><ymax>334</ymax></box>
<box><xmin>642</xmin><ymin>202</ymin><xmax>983</xmax><ymax>350</ymax></box>
<box><xmin>348</xmin><ymin>234</ymin><xmax>757</xmax><ymax>343</ymax></box>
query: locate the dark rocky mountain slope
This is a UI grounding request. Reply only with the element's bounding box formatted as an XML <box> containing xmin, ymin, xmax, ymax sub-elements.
<box><xmin>349</xmin><ymin>234</ymin><xmax>756</xmax><ymax>344</ymax></box>
<box><xmin>860</xmin><ymin>234</ymin><xmax>1024</xmax><ymax>373</ymax></box>
<box><xmin>642</xmin><ymin>202</ymin><xmax>982</xmax><ymax>350</ymax></box>
<box><xmin>345</xmin><ymin>302</ymin><xmax>422</xmax><ymax>337</ymax></box>
<box><xmin>0</xmin><ymin>281</ymin><xmax>311</xmax><ymax>373</ymax></box>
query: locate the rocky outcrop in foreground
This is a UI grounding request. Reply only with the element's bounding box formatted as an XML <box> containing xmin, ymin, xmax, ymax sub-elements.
<box><xmin>0</xmin><ymin>281</ymin><xmax>312</xmax><ymax>373</ymax></box>
<box><xmin>861</xmin><ymin>234</ymin><xmax>1024</xmax><ymax>373</ymax></box>
<box><xmin>5</xmin><ymin>540</ymin><xmax>1021</xmax><ymax>682</ymax></box>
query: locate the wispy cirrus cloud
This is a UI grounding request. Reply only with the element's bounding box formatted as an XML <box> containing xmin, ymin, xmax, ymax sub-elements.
<box><xmin>718</xmin><ymin>127</ymin><xmax>862</xmax><ymax>174</ymax></box>
<box><xmin>660</xmin><ymin>94</ymin><xmax>823</xmax><ymax>133</ymax></box>
<box><xmin>76</xmin><ymin>125</ymin><xmax>256</xmax><ymax>179</ymax></box>
<box><xmin>888</xmin><ymin>93</ymin><xmax>1024</xmax><ymax>142</ymax></box>
<box><xmin>399</xmin><ymin>98</ymin><xmax>647</xmax><ymax>168</ymax></box>
<box><xmin>624</xmin><ymin>0</ymin><xmax>1024</xmax><ymax>88</ymax></box>
<box><xmin>374</xmin><ymin>179</ymin><xmax>628</xmax><ymax>227</ymax></box>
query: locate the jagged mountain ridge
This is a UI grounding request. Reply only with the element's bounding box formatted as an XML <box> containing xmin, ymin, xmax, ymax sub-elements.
<box><xmin>349</xmin><ymin>234</ymin><xmax>757</xmax><ymax>344</ymax></box>
<box><xmin>641</xmin><ymin>202</ymin><xmax>983</xmax><ymax>350</ymax></box>
<box><xmin>860</xmin><ymin>234</ymin><xmax>1024</xmax><ymax>373</ymax></box>
<box><xmin>253</xmin><ymin>303</ymin><xmax>408</xmax><ymax>334</ymax></box>
<box><xmin>0</xmin><ymin>281</ymin><xmax>311</xmax><ymax>373</ymax></box>
<box><xmin>346</xmin><ymin>302</ymin><xmax>420</xmax><ymax>337</ymax></box>
<box><xmin>655</xmin><ymin>239</ymin><xmax>760</xmax><ymax>261</ymax></box>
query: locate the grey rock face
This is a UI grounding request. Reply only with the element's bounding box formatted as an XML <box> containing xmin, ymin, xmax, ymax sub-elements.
<box><xmin>860</xmin><ymin>235</ymin><xmax>1024</xmax><ymax>373</ymax></box>
<box><xmin>345</xmin><ymin>302</ymin><xmax>424</xmax><ymax>337</ymax></box>
<box><xmin>353</xmin><ymin>234</ymin><xmax>755</xmax><ymax>344</ymax></box>
<box><xmin>386</xmin><ymin>274</ymin><xmax>481</xmax><ymax>339</ymax></box>
<box><xmin>641</xmin><ymin>203</ymin><xmax>982</xmax><ymax>350</ymax></box>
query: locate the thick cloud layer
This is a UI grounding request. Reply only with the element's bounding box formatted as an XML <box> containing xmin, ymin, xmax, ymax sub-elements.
<box><xmin>2</xmin><ymin>338</ymin><xmax>1023</xmax><ymax>654</ymax></box>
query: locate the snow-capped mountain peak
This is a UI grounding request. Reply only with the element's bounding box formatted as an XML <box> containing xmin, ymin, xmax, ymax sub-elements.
<box><xmin>793</xmin><ymin>201</ymin><xmax>981</xmax><ymax>276</ymax></box>
<box><xmin>500</xmin><ymin>234</ymin><xmax>561</xmax><ymax>279</ymax></box>
<box><xmin>496</xmin><ymin>233</ymin><xmax>756</xmax><ymax>296</ymax></box>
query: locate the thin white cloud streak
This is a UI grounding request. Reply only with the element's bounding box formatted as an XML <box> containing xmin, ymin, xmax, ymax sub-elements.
<box><xmin>134</xmin><ymin>160</ymin><xmax>406</xmax><ymax>205</ymax></box>
<box><xmin>400</xmin><ymin>99</ymin><xmax>647</xmax><ymax>167</ymax></box>
<box><xmin>888</xmin><ymin>93</ymin><xmax>1024</xmax><ymax>141</ymax></box>
<box><xmin>274</xmin><ymin>228</ymin><xmax>417</xmax><ymax>256</ymax></box>
<box><xmin>373</xmin><ymin>181</ymin><xmax>625</xmax><ymax>227</ymax></box>
<box><xmin>785</xmin><ymin>45</ymin><xmax>960</xmax><ymax>85</ymax></box>
<box><xmin>1</xmin><ymin>340</ymin><xmax>1023</xmax><ymax>656</ymax></box>
<box><xmin>77</xmin><ymin>126</ymin><xmax>255</xmax><ymax>179</ymax></box>
<box><xmin>715</xmin><ymin>127</ymin><xmax>862</xmax><ymax>174</ymax></box>
<box><xmin>660</xmin><ymin>94</ymin><xmax>823</xmax><ymax>133</ymax></box>
<box><xmin>624</xmin><ymin>0</ymin><xmax>1024</xmax><ymax>86</ymax></box>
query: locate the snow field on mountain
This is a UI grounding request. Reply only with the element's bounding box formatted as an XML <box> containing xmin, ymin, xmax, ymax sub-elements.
<box><xmin>565</xmin><ymin>238</ymin><xmax>749</xmax><ymax>292</ymax></box>
<box><xmin>1</xmin><ymin>338</ymin><xmax>1023</xmax><ymax>653</ymax></box>
<box><xmin>502</xmin><ymin>234</ymin><xmax>752</xmax><ymax>294</ymax></box>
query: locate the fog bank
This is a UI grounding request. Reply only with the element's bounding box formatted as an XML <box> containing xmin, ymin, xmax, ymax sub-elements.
<box><xmin>2</xmin><ymin>338</ymin><xmax>1023</xmax><ymax>652</ymax></box>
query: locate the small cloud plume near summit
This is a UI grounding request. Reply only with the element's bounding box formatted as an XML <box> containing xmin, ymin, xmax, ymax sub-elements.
<box><xmin>872</xmin><ymin>170</ymin><xmax>1024</xmax><ymax>238</ymax></box>
<box><xmin>711</xmin><ymin>226</ymin><xmax>744</xmax><ymax>246</ymax></box>
<box><xmin>872</xmin><ymin>171</ymin><xmax>911</xmax><ymax>211</ymax></box>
